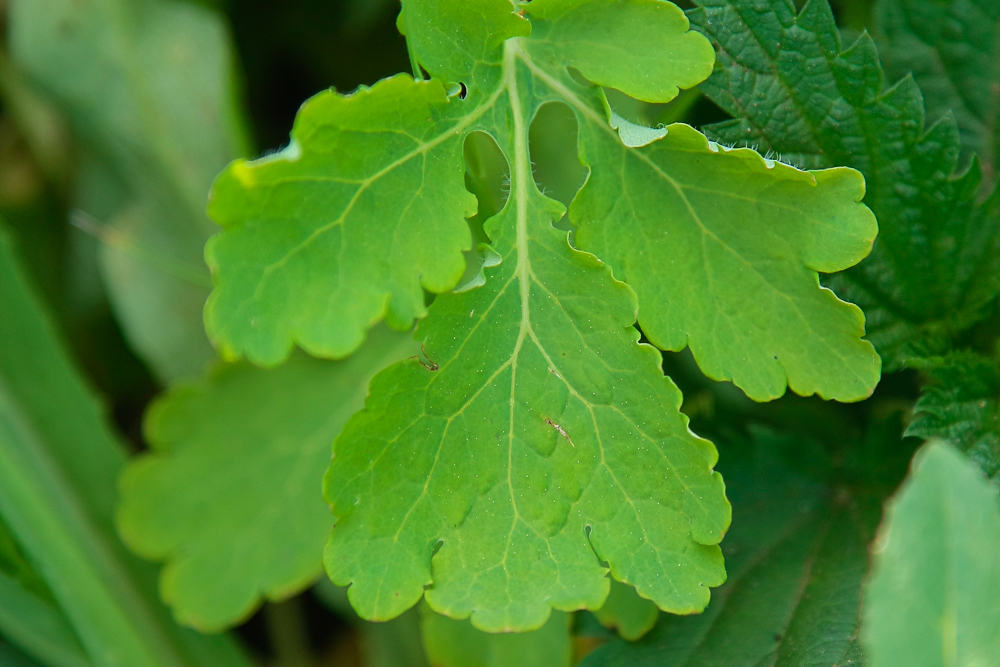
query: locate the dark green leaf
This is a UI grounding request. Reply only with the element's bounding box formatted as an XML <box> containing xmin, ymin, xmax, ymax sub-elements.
<box><xmin>907</xmin><ymin>354</ymin><xmax>1000</xmax><ymax>479</ymax></box>
<box><xmin>876</xmin><ymin>0</ymin><xmax>1000</xmax><ymax>183</ymax></box>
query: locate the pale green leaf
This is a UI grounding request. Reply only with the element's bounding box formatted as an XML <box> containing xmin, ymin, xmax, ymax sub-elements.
<box><xmin>205</xmin><ymin>75</ymin><xmax>479</xmax><ymax>364</ymax></box>
<box><xmin>116</xmin><ymin>327</ymin><xmax>417</xmax><ymax>631</ymax></box>
<box><xmin>862</xmin><ymin>441</ymin><xmax>1000</xmax><ymax>667</ymax></box>
<box><xmin>324</xmin><ymin>170</ymin><xmax>728</xmax><ymax>630</ymax></box>
<box><xmin>421</xmin><ymin>605</ymin><xmax>572</xmax><ymax>667</ymax></box>
<box><xmin>9</xmin><ymin>0</ymin><xmax>247</xmax><ymax>381</ymax></box>
<box><xmin>209</xmin><ymin>0</ymin><xmax>876</xmax><ymax>403</ymax></box>
<box><xmin>592</xmin><ymin>580</ymin><xmax>658</xmax><ymax>642</ymax></box>
<box><xmin>0</xmin><ymin>228</ymin><xmax>251</xmax><ymax>667</ymax></box>
<box><xmin>313</xmin><ymin>0</ymin><xmax>881</xmax><ymax>631</ymax></box>
<box><xmin>689</xmin><ymin>0</ymin><xmax>1000</xmax><ymax>369</ymax></box>
<box><xmin>572</xmin><ymin>123</ymin><xmax>879</xmax><ymax>401</ymax></box>
<box><xmin>583</xmin><ymin>428</ymin><xmax>873</xmax><ymax>667</ymax></box>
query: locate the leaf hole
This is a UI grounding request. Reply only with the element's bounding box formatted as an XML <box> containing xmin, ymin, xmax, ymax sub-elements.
<box><xmin>454</xmin><ymin>131</ymin><xmax>509</xmax><ymax>290</ymax></box>
<box><xmin>528</xmin><ymin>102</ymin><xmax>589</xmax><ymax>230</ymax></box>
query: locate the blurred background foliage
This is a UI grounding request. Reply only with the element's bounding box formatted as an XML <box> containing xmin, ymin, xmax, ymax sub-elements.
<box><xmin>0</xmin><ymin>0</ymin><xmax>950</xmax><ymax>664</ymax></box>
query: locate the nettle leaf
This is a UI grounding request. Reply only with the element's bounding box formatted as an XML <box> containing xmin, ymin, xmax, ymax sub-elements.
<box><xmin>907</xmin><ymin>354</ymin><xmax>1000</xmax><ymax>480</ymax></box>
<box><xmin>876</xmin><ymin>0</ymin><xmax>1000</xmax><ymax>181</ymax></box>
<box><xmin>116</xmin><ymin>327</ymin><xmax>416</xmax><ymax>631</ymax></box>
<box><xmin>863</xmin><ymin>442</ymin><xmax>1000</xmax><ymax>667</ymax></box>
<box><xmin>201</xmin><ymin>0</ymin><xmax>881</xmax><ymax>632</ymax></box>
<box><xmin>582</xmin><ymin>428</ymin><xmax>874</xmax><ymax>667</ymax></box>
<box><xmin>689</xmin><ymin>0</ymin><xmax>1000</xmax><ymax>370</ymax></box>
<box><xmin>421</xmin><ymin>605</ymin><xmax>572</xmax><ymax>667</ymax></box>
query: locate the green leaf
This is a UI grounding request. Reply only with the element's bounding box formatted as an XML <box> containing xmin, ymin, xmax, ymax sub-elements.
<box><xmin>907</xmin><ymin>354</ymin><xmax>1000</xmax><ymax>480</ymax></box>
<box><xmin>572</xmin><ymin>124</ymin><xmax>879</xmax><ymax>401</ymax></box>
<box><xmin>0</xmin><ymin>518</ymin><xmax>90</xmax><ymax>667</ymax></box>
<box><xmin>421</xmin><ymin>605</ymin><xmax>572</xmax><ymax>667</ymax></box>
<box><xmin>582</xmin><ymin>428</ymin><xmax>873</xmax><ymax>667</ymax></box>
<box><xmin>311</xmin><ymin>0</ymin><xmax>883</xmax><ymax>631</ymax></box>
<box><xmin>0</xmin><ymin>570</ymin><xmax>90</xmax><ymax>667</ymax></box>
<box><xmin>876</xmin><ymin>0</ymin><xmax>1000</xmax><ymax>183</ymax></box>
<box><xmin>116</xmin><ymin>327</ymin><xmax>417</xmax><ymax>631</ymax></box>
<box><xmin>209</xmin><ymin>0</ymin><xmax>876</xmax><ymax>402</ymax></box>
<box><xmin>862</xmin><ymin>441</ymin><xmax>1000</xmax><ymax>667</ymax></box>
<box><xmin>689</xmin><ymin>0</ymin><xmax>1000</xmax><ymax>369</ymax></box>
<box><xmin>9</xmin><ymin>0</ymin><xmax>247</xmax><ymax>381</ymax></box>
<box><xmin>0</xmin><ymin>228</ymin><xmax>251</xmax><ymax>667</ymax></box>
<box><xmin>591</xmin><ymin>580</ymin><xmax>658</xmax><ymax>642</ymax></box>
<box><xmin>313</xmin><ymin>580</ymin><xmax>432</xmax><ymax>667</ymax></box>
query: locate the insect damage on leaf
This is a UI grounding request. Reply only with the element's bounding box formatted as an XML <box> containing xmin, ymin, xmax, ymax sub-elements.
<box><xmin>204</xmin><ymin>0</ymin><xmax>881</xmax><ymax>633</ymax></box>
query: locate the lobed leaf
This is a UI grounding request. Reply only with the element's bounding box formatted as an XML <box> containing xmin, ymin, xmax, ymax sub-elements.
<box><xmin>863</xmin><ymin>442</ymin><xmax>1000</xmax><ymax>667</ymax></box>
<box><xmin>572</xmin><ymin>123</ymin><xmax>878</xmax><ymax>401</ymax></box>
<box><xmin>199</xmin><ymin>0</ymin><xmax>882</xmax><ymax>630</ymax></box>
<box><xmin>117</xmin><ymin>328</ymin><xmax>417</xmax><ymax>631</ymax></box>
<box><xmin>689</xmin><ymin>0</ymin><xmax>1000</xmax><ymax>369</ymax></box>
<box><xmin>582</xmin><ymin>429</ymin><xmax>874</xmax><ymax>667</ymax></box>
<box><xmin>324</xmin><ymin>167</ymin><xmax>729</xmax><ymax>630</ymax></box>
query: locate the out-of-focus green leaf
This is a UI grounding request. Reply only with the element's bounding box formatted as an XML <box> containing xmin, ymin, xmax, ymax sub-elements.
<box><xmin>582</xmin><ymin>428</ymin><xmax>873</xmax><ymax>667</ymax></box>
<box><xmin>0</xmin><ymin>571</ymin><xmax>89</xmax><ymax>667</ymax></box>
<box><xmin>863</xmin><ymin>441</ymin><xmax>1000</xmax><ymax>667</ymax></box>
<box><xmin>591</xmin><ymin>580</ymin><xmax>658</xmax><ymax>642</ymax></box>
<box><xmin>0</xmin><ymin>517</ymin><xmax>89</xmax><ymax>667</ymax></box>
<box><xmin>313</xmin><ymin>580</ymin><xmax>431</xmax><ymax>667</ymax></box>
<box><xmin>0</xmin><ymin>640</ymin><xmax>48</xmax><ymax>667</ymax></box>
<box><xmin>907</xmin><ymin>354</ymin><xmax>1000</xmax><ymax>480</ymax></box>
<box><xmin>116</xmin><ymin>328</ymin><xmax>417</xmax><ymax>631</ymax></box>
<box><xmin>421</xmin><ymin>605</ymin><xmax>572</xmax><ymax>667</ymax></box>
<box><xmin>0</xmin><ymin>227</ymin><xmax>251</xmax><ymax>667</ymax></box>
<box><xmin>689</xmin><ymin>0</ymin><xmax>1000</xmax><ymax>370</ymax></box>
<box><xmin>9</xmin><ymin>0</ymin><xmax>248</xmax><ymax>382</ymax></box>
<box><xmin>877</xmin><ymin>0</ymin><xmax>1000</xmax><ymax>183</ymax></box>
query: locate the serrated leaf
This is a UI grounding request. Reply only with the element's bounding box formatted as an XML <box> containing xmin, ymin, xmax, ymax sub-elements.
<box><xmin>907</xmin><ymin>354</ymin><xmax>1000</xmax><ymax>480</ymax></box>
<box><xmin>420</xmin><ymin>604</ymin><xmax>572</xmax><ymax>667</ymax></box>
<box><xmin>310</xmin><ymin>0</ymin><xmax>881</xmax><ymax>631</ymax></box>
<box><xmin>592</xmin><ymin>580</ymin><xmax>658</xmax><ymax>642</ymax></box>
<box><xmin>689</xmin><ymin>0</ymin><xmax>1000</xmax><ymax>369</ymax></box>
<box><xmin>862</xmin><ymin>441</ymin><xmax>1000</xmax><ymax>667</ymax></box>
<box><xmin>876</xmin><ymin>0</ymin><xmax>1000</xmax><ymax>182</ymax></box>
<box><xmin>10</xmin><ymin>0</ymin><xmax>247</xmax><ymax>381</ymax></box>
<box><xmin>582</xmin><ymin>429</ymin><xmax>873</xmax><ymax>667</ymax></box>
<box><xmin>116</xmin><ymin>327</ymin><xmax>417</xmax><ymax>631</ymax></box>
